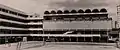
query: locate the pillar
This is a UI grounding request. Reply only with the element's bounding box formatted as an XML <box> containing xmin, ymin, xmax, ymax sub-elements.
<box><xmin>76</xmin><ymin>37</ymin><xmax>78</xmax><ymax>42</ymax></box>
<box><xmin>99</xmin><ymin>29</ymin><xmax>100</xmax><ymax>42</ymax></box>
<box><xmin>119</xmin><ymin>31</ymin><xmax>120</xmax><ymax>42</ymax></box>
<box><xmin>107</xmin><ymin>30</ymin><xmax>109</xmax><ymax>43</ymax></box>
<box><xmin>69</xmin><ymin>36</ymin><xmax>71</xmax><ymax>42</ymax></box>
<box><xmin>84</xmin><ymin>29</ymin><xmax>86</xmax><ymax>42</ymax></box>
<box><xmin>63</xmin><ymin>37</ymin><xmax>65</xmax><ymax>41</ymax></box>
<box><xmin>91</xmin><ymin>29</ymin><xmax>93</xmax><ymax>42</ymax></box>
<box><xmin>43</xmin><ymin>30</ymin><xmax>45</xmax><ymax>45</ymax></box>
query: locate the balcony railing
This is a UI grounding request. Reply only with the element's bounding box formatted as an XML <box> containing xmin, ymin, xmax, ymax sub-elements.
<box><xmin>0</xmin><ymin>26</ymin><xmax>43</xmax><ymax>31</ymax></box>
<box><xmin>26</xmin><ymin>17</ymin><xmax>43</xmax><ymax>20</ymax></box>
<box><xmin>0</xmin><ymin>34</ymin><xmax>30</xmax><ymax>36</ymax></box>
<box><xmin>0</xmin><ymin>11</ymin><xmax>42</xmax><ymax>20</ymax></box>
<box><xmin>43</xmin><ymin>20</ymin><xmax>112</xmax><ymax>30</ymax></box>
<box><xmin>28</xmin><ymin>28</ymin><xmax>43</xmax><ymax>30</ymax></box>
<box><xmin>0</xmin><ymin>34</ymin><xmax>100</xmax><ymax>37</ymax></box>
<box><xmin>0</xmin><ymin>18</ymin><xmax>43</xmax><ymax>25</ymax></box>
<box><xmin>0</xmin><ymin>11</ymin><xmax>25</xmax><ymax>19</ymax></box>
<box><xmin>27</xmin><ymin>22</ymin><xmax>43</xmax><ymax>25</ymax></box>
<box><xmin>30</xmin><ymin>34</ymin><xmax>101</xmax><ymax>37</ymax></box>
<box><xmin>0</xmin><ymin>18</ymin><xmax>25</xmax><ymax>25</ymax></box>
<box><xmin>0</xmin><ymin>26</ymin><xmax>26</xmax><ymax>30</ymax></box>
<box><xmin>44</xmin><ymin>12</ymin><xmax>108</xmax><ymax>16</ymax></box>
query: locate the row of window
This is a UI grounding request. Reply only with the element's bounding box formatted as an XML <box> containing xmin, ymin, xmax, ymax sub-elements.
<box><xmin>44</xmin><ymin>31</ymin><xmax>107</xmax><ymax>34</ymax></box>
<box><xmin>44</xmin><ymin>17</ymin><xmax>111</xmax><ymax>21</ymax></box>
<box><xmin>0</xmin><ymin>21</ymin><xmax>43</xmax><ymax>28</ymax></box>
<box><xmin>0</xmin><ymin>30</ymin><xmax>28</xmax><ymax>34</ymax></box>
<box><xmin>0</xmin><ymin>14</ymin><xmax>42</xmax><ymax>23</ymax></box>
<box><xmin>0</xmin><ymin>8</ymin><xmax>28</xmax><ymax>17</ymax></box>
<box><xmin>0</xmin><ymin>29</ymin><xmax>43</xmax><ymax>34</ymax></box>
<box><xmin>0</xmin><ymin>14</ymin><xmax>29</xmax><ymax>23</ymax></box>
<box><xmin>44</xmin><ymin>8</ymin><xmax>107</xmax><ymax>14</ymax></box>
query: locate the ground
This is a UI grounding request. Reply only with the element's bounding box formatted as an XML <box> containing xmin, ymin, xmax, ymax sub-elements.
<box><xmin>0</xmin><ymin>42</ymin><xmax>120</xmax><ymax>50</ymax></box>
<box><xmin>24</xmin><ymin>45</ymin><xmax>119</xmax><ymax>50</ymax></box>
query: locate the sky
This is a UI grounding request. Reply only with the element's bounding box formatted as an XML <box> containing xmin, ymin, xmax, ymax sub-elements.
<box><xmin>0</xmin><ymin>0</ymin><xmax>119</xmax><ymax>21</ymax></box>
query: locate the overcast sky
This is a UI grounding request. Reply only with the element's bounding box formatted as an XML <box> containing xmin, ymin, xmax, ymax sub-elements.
<box><xmin>0</xmin><ymin>0</ymin><xmax>119</xmax><ymax>20</ymax></box>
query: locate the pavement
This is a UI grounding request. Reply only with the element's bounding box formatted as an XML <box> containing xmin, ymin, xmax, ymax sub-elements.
<box><xmin>0</xmin><ymin>42</ymin><xmax>120</xmax><ymax>50</ymax></box>
<box><xmin>24</xmin><ymin>45</ymin><xmax>120</xmax><ymax>50</ymax></box>
<box><xmin>0</xmin><ymin>43</ymin><xmax>18</xmax><ymax>50</ymax></box>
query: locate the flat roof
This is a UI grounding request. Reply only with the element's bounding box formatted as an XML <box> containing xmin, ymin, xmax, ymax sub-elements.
<box><xmin>0</xmin><ymin>4</ymin><xmax>27</xmax><ymax>15</ymax></box>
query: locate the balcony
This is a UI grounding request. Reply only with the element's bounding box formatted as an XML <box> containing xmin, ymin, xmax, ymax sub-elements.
<box><xmin>44</xmin><ymin>12</ymin><xmax>108</xmax><ymax>16</ymax></box>
<box><xmin>0</xmin><ymin>34</ymin><xmax>100</xmax><ymax>37</ymax></box>
<box><xmin>0</xmin><ymin>11</ymin><xmax>43</xmax><ymax>20</ymax></box>
<box><xmin>0</xmin><ymin>18</ymin><xmax>43</xmax><ymax>25</ymax></box>
<box><xmin>0</xmin><ymin>11</ymin><xmax>25</xmax><ymax>19</ymax></box>
<box><xmin>27</xmin><ymin>22</ymin><xmax>43</xmax><ymax>25</ymax></box>
<box><xmin>30</xmin><ymin>34</ymin><xmax>101</xmax><ymax>37</ymax></box>
<box><xmin>0</xmin><ymin>18</ymin><xmax>25</xmax><ymax>25</ymax></box>
<box><xmin>0</xmin><ymin>26</ymin><xmax>27</xmax><ymax>30</ymax></box>
<box><xmin>0</xmin><ymin>26</ymin><xmax>43</xmax><ymax>31</ymax></box>
<box><xmin>43</xmin><ymin>20</ymin><xmax>112</xmax><ymax>30</ymax></box>
<box><xmin>0</xmin><ymin>34</ymin><xmax>30</xmax><ymax>36</ymax></box>
<box><xmin>26</xmin><ymin>17</ymin><xmax>43</xmax><ymax>20</ymax></box>
<box><xmin>28</xmin><ymin>28</ymin><xmax>43</xmax><ymax>31</ymax></box>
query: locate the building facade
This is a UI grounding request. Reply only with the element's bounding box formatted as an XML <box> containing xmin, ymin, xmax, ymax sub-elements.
<box><xmin>0</xmin><ymin>4</ymin><xmax>43</xmax><ymax>43</ymax></box>
<box><xmin>43</xmin><ymin>9</ymin><xmax>116</xmax><ymax>42</ymax></box>
<box><xmin>0</xmin><ymin>4</ymin><xmax>118</xmax><ymax>43</ymax></box>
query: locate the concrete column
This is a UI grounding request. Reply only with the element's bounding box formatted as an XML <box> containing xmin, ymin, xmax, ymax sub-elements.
<box><xmin>99</xmin><ymin>29</ymin><xmax>100</xmax><ymax>42</ymax></box>
<box><xmin>43</xmin><ymin>30</ymin><xmax>45</xmax><ymax>42</ymax></box>
<box><xmin>91</xmin><ymin>29</ymin><xmax>93</xmax><ymax>42</ymax></box>
<box><xmin>84</xmin><ymin>30</ymin><xmax>86</xmax><ymax>42</ymax></box>
<box><xmin>119</xmin><ymin>32</ymin><xmax>120</xmax><ymax>42</ymax></box>
<box><xmin>69</xmin><ymin>37</ymin><xmax>71</xmax><ymax>42</ymax></box>
<box><xmin>76</xmin><ymin>37</ymin><xmax>78</xmax><ymax>42</ymax></box>
<box><xmin>107</xmin><ymin>30</ymin><xmax>109</xmax><ymax>43</ymax></box>
<box><xmin>8</xmin><ymin>10</ymin><xmax>9</xmax><ymax>13</ymax></box>
<box><xmin>63</xmin><ymin>38</ymin><xmax>64</xmax><ymax>42</ymax></box>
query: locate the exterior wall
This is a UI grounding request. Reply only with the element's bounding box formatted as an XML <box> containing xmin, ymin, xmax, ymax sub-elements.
<box><xmin>0</xmin><ymin>4</ymin><xmax>26</xmax><ymax>14</ymax></box>
<box><xmin>0</xmin><ymin>5</ymin><xmax>117</xmax><ymax>43</ymax></box>
<box><xmin>42</xmin><ymin>9</ymin><xmax>114</xmax><ymax>42</ymax></box>
<box><xmin>43</xmin><ymin>20</ymin><xmax>112</xmax><ymax>30</ymax></box>
<box><xmin>117</xmin><ymin>6</ymin><xmax>120</xmax><ymax>28</ymax></box>
<box><xmin>0</xmin><ymin>4</ymin><xmax>43</xmax><ymax>43</ymax></box>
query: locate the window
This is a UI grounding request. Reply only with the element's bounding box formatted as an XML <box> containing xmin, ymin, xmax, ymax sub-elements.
<box><xmin>64</xmin><ymin>18</ymin><xmax>70</xmax><ymax>21</ymax></box>
<box><xmin>2</xmin><ymin>9</ymin><xmax>5</xmax><ymax>12</ymax></box>
<box><xmin>45</xmin><ymin>17</ymin><xmax>51</xmax><ymax>20</ymax></box>
<box><xmin>99</xmin><ymin>17</ymin><xmax>107</xmax><ymax>19</ymax></box>
<box><xmin>30</xmin><ymin>16</ymin><xmax>32</xmax><ymax>17</ymax></box>
<box><xmin>1</xmin><ymin>9</ymin><xmax>8</xmax><ymax>13</ymax></box>
<box><xmin>85</xmin><ymin>17</ymin><xmax>90</xmax><ymax>19</ymax></box>
<box><xmin>70</xmin><ymin>18</ymin><xmax>76</xmax><ymax>20</ymax></box>
<box><xmin>92</xmin><ymin>17</ymin><xmax>99</xmax><ymax>19</ymax></box>
<box><xmin>52</xmin><ymin>17</ymin><xmax>57</xmax><ymax>21</ymax></box>
<box><xmin>12</xmin><ymin>12</ymin><xmax>17</xmax><ymax>15</ymax></box>
<box><xmin>77</xmin><ymin>18</ymin><xmax>83</xmax><ymax>20</ymax></box>
<box><xmin>9</xmin><ymin>11</ymin><xmax>17</xmax><ymax>15</ymax></box>
<box><xmin>0</xmin><ymin>8</ymin><xmax>1</xmax><ymax>11</ymax></box>
<box><xmin>5</xmin><ymin>10</ymin><xmax>8</xmax><ymax>13</ymax></box>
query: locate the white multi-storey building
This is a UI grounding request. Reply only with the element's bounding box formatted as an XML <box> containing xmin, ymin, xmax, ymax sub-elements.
<box><xmin>0</xmin><ymin>4</ymin><xmax>43</xmax><ymax>43</ymax></box>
